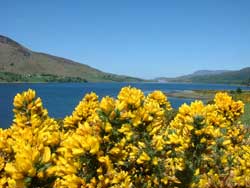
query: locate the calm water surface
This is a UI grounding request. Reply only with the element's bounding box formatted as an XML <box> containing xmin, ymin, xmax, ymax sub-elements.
<box><xmin>1</xmin><ymin>82</ymin><xmax>249</xmax><ymax>128</ymax></box>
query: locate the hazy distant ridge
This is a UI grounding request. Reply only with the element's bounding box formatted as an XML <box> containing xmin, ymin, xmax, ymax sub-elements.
<box><xmin>156</xmin><ymin>68</ymin><xmax>250</xmax><ymax>85</ymax></box>
<box><xmin>191</xmin><ymin>70</ymin><xmax>230</xmax><ymax>76</ymax></box>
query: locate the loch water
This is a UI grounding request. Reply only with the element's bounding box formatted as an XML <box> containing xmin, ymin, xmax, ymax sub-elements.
<box><xmin>1</xmin><ymin>82</ymin><xmax>249</xmax><ymax>128</ymax></box>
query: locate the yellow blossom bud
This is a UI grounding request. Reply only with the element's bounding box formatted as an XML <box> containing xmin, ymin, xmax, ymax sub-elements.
<box><xmin>136</xmin><ymin>152</ymin><xmax>151</xmax><ymax>164</ymax></box>
<box><xmin>104</xmin><ymin>122</ymin><xmax>112</xmax><ymax>133</ymax></box>
<box><xmin>222</xmin><ymin>139</ymin><xmax>231</xmax><ymax>146</ymax></box>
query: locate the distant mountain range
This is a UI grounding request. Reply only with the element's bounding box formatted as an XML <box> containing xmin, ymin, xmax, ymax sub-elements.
<box><xmin>0</xmin><ymin>35</ymin><xmax>144</xmax><ymax>82</ymax></box>
<box><xmin>155</xmin><ymin>68</ymin><xmax>250</xmax><ymax>85</ymax></box>
<box><xmin>188</xmin><ymin>70</ymin><xmax>229</xmax><ymax>76</ymax></box>
<box><xmin>1</xmin><ymin>35</ymin><xmax>249</xmax><ymax>85</ymax></box>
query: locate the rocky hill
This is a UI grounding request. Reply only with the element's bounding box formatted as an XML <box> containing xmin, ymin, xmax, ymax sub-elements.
<box><xmin>0</xmin><ymin>35</ymin><xmax>144</xmax><ymax>82</ymax></box>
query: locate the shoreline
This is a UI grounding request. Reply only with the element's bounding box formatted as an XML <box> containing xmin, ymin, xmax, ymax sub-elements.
<box><xmin>166</xmin><ymin>89</ymin><xmax>250</xmax><ymax>101</ymax></box>
<box><xmin>166</xmin><ymin>90</ymin><xmax>217</xmax><ymax>100</ymax></box>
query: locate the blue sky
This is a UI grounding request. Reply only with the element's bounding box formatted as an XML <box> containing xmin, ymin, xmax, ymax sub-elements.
<box><xmin>1</xmin><ymin>0</ymin><xmax>250</xmax><ymax>79</ymax></box>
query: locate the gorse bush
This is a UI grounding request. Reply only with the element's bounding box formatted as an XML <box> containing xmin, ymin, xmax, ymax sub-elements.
<box><xmin>0</xmin><ymin>87</ymin><xmax>249</xmax><ymax>188</ymax></box>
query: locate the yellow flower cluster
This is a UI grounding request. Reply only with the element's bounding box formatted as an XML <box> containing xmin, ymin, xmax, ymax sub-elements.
<box><xmin>0</xmin><ymin>89</ymin><xmax>60</xmax><ymax>187</ymax></box>
<box><xmin>0</xmin><ymin>88</ymin><xmax>249</xmax><ymax>188</ymax></box>
<box><xmin>164</xmin><ymin>92</ymin><xmax>248</xmax><ymax>187</ymax></box>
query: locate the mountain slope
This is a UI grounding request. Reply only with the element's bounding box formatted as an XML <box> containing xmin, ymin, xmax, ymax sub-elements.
<box><xmin>175</xmin><ymin>70</ymin><xmax>230</xmax><ymax>80</ymax></box>
<box><xmin>191</xmin><ymin>70</ymin><xmax>229</xmax><ymax>76</ymax></box>
<box><xmin>0</xmin><ymin>35</ymin><xmax>144</xmax><ymax>82</ymax></box>
<box><xmin>188</xmin><ymin>67</ymin><xmax>250</xmax><ymax>84</ymax></box>
<box><xmin>158</xmin><ymin>68</ymin><xmax>250</xmax><ymax>85</ymax></box>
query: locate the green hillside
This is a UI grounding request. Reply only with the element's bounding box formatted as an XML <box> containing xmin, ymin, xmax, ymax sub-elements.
<box><xmin>157</xmin><ymin>68</ymin><xmax>250</xmax><ymax>85</ymax></box>
<box><xmin>0</xmin><ymin>35</ymin><xmax>144</xmax><ymax>82</ymax></box>
<box><xmin>187</xmin><ymin>67</ymin><xmax>250</xmax><ymax>85</ymax></box>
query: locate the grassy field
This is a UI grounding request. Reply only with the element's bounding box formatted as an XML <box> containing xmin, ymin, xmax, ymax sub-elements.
<box><xmin>240</xmin><ymin>102</ymin><xmax>250</xmax><ymax>126</ymax></box>
<box><xmin>0</xmin><ymin>72</ymin><xmax>88</xmax><ymax>83</ymax></box>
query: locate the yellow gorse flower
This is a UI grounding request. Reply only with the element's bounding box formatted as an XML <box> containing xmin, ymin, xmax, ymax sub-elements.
<box><xmin>0</xmin><ymin>88</ymin><xmax>249</xmax><ymax>187</ymax></box>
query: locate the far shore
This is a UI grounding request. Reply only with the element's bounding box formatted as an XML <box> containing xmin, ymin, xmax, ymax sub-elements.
<box><xmin>166</xmin><ymin>89</ymin><xmax>250</xmax><ymax>101</ymax></box>
<box><xmin>166</xmin><ymin>90</ymin><xmax>215</xmax><ymax>100</ymax></box>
